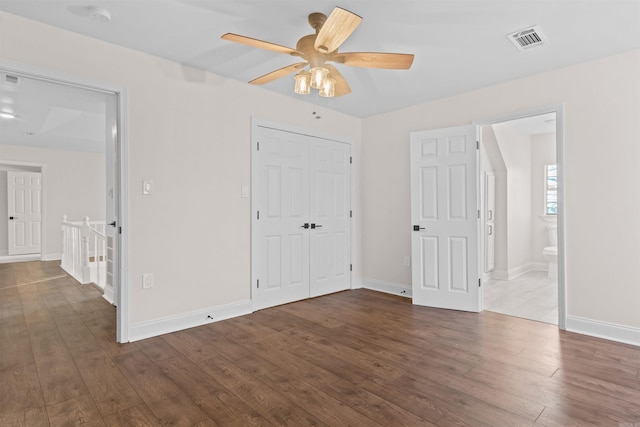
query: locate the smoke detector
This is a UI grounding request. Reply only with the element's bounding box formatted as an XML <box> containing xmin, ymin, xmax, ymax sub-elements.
<box><xmin>87</xmin><ymin>6</ymin><xmax>112</xmax><ymax>23</ymax></box>
<box><xmin>507</xmin><ymin>25</ymin><xmax>548</xmax><ymax>51</ymax></box>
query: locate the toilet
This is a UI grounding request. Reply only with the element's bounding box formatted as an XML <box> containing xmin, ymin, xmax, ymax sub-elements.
<box><xmin>543</xmin><ymin>223</ymin><xmax>558</xmax><ymax>279</ymax></box>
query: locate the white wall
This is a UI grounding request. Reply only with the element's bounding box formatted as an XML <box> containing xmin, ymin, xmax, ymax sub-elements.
<box><xmin>0</xmin><ymin>12</ymin><xmax>362</xmax><ymax>327</ymax></box>
<box><xmin>0</xmin><ymin>145</ymin><xmax>105</xmax><ymax>258</ymax></box>
<box><xmin>2</xmin><ymin>12</ymin><xmax>638</xmax><ymax>342</ymax></box>
<box><xmin>362</xmin><ymin>49</ymin><xmax>640</xmax><ymax>331</ymax></box>
<box><xmin>492</xmin><ymin>124</ymin><xmax>533</xmax><ymax>277</ymax></box>
<box><xmin>531</xmin><ymin>133</ymin><xmax>556</xmax><ymax>268</ymax></box>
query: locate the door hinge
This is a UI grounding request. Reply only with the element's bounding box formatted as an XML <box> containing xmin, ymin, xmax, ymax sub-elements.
<box><xmin>257</xmin><ymin>141</ymin><xmax>260</xmax><ymax>151</ymax></box>
<box><xmin>350</xmin><ymin>210</ymin><xmax>352</xmax><ymax>218</ymax></box>
<box><xmin>350</xmin><ymin>156</ymin><xmax>353</xmax><ymax>164</ymax></box>
<box><xmin>257</xmin><ymin>279</ymin><xmax>259</xmax><ymax>288</ymax></box>
<box><xmin>257</xmin><ymin>210</ymin><xmax>260</xmax><ymax>220</ymax></box>
<box><xmin>476</xmin><ymin>140</ymin><xmax>479</xmax><ymax>150</ymax></box>
<box><xmin>118</xmin><ymin>226</ymin><xmax>122</xmax><ymax>234</ymax></box>
<box><xmin>478</xmin><ymin>209</ymin><xmax>481</xmax><ymax>219</ymax></box>
<box><xmin>479</xmin><ymin>278</ymin><xmax>481</xmax><ymax>287</ymax></box>
<box><xmin>350</xmin><ymin>264</ymin><xmax>353</xmax><ymax>272</ymax></box>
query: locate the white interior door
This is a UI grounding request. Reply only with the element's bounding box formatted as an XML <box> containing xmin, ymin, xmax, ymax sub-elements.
<box><xmin>309</xmin><ymin>140</ymin><xmax>351</xmax><ymax>297</ymax></box>
<box><xmin>7</xmin><ymin>171</ymin><xmax>42</xmax><ymax>255</ymax></box>
<box><xmin>410</xmin><ymin>125</ymin><xmax>481</xmax><ymax>312</ymax></box>
<box><xmin>252</xmin><ymin>124</ymin><xmax>351</xmax><ymax>310</ymax></box>
<box><xmin>104</xmin><ymin>93</ymin><xmax>118</xmax><ymax>305</ymax></box>
<box><xmin>253</xmin><ymin>128</ymin><xmax>312</xmax><ymax>310</ymax></box>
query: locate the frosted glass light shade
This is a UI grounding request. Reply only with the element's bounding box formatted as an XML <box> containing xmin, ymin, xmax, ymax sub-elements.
<box><xmin>310</xmin><ymin>66</ymin><xmax>328</xmax><ymax>89</ymax></box>
<box><xmin>294</xmin><ymin>70</ymin><xmax>311</xmax><ymax>94</ymax></box>
<box><xmin>319</xmin><ymin>76</ymin><xmax>335</xmax><ymax>97</ymax></box>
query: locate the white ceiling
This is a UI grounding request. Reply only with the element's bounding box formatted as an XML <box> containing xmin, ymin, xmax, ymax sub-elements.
<box><xmin>0</xmin><ymin>73</ymin><xmax>109</xmax><ymax>152</ymax></box>
<box><xmin>0</xmin><ymin>1</ymin><xmax>635</xmax><ymax>151</ymax></box>
<box><xmin>1</xmin><ymin>0</ymin><xmax>639</xmax><ymax>119</ymax></box>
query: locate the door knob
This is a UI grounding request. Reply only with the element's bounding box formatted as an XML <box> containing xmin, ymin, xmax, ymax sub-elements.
<box><xmin>108</xmin><ymin>221</ymin><xmax>117</xmax><ymax>227</ymax></box>
<box><xmin>301</xmin><ymin>223</ymin><xmax>310</xmax><ymax>229</ymax></box>
<box><xmin>413</xmin><ymin>225</ymin><xmax>425</xmax><ymax>231</ymax></box>
<box><xmin>9</xmin><ymin>216</ymin><xmax>15</xmax><ymax>220</ymax></box>
<box><xmin>311</xmin><ymin>223</ymin><xmax>323</xmax><ymax>229</ymax></box>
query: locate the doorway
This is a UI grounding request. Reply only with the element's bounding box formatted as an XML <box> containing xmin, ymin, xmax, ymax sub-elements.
<box><xmin>409</xmin><ymin>106</ymin><xmax>565</xmax><ymax>329</ymax></box>
<box><xmin>0</xmin><ymin>60</ymin><xmax>129</xmax><ymax>341</ymax></box>
<box><xmin>251</xmin><ymin>119</ymin><xmax>353</xmax><ymax>310</ymax></box>
<box><xmin>477</xmin><ymin>109</ymin><xmax>564</xmax><ymax>327</ymax></box>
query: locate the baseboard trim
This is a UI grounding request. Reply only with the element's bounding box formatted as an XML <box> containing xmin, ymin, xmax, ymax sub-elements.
<box><xmin>362</xmin><ymin>278</ymin><xmax>411</xmax><ymax>298</ymax></box>
<box><xmin>0</xmin><ymin>253</ymin><xmax>41</xmax><ymax>263</ymax></box>
<box><xmin>43</xmin><ymin>253</ymin><xmax>62</xmax><ymax>261</ymax></box>
<box><xmin>129</xmin><ymin>300</ymin><xmax>253</xmax><ymax>342</ymax></box>
<box><xmin>491</xmin><ymin>264</ymin><xmax>537</xmax><ymax>280</ymax></box>
<box><xmin>103</xmin><ymin>287</ymin><xmax>114</xmax><ymax>305</ymax></box>
<box><xmin>566</xmin><ymin>315</ymin><xmax>640</xmax><ymax>347</ymax></box>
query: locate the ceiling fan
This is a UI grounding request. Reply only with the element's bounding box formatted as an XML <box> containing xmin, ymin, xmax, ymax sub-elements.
<box><xmin>221</xmin><ymin>7</ymin><xmax>415</xmax><ymax>97</ymax></box>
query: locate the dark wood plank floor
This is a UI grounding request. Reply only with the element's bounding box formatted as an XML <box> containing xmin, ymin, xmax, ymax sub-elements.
<box><xmin>1</xmin><ymin>261</ymin><xmax>640</xmax><ymax>426</ymax></box>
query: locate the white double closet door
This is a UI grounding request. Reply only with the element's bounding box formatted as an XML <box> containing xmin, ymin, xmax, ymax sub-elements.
<box><xmin>252</xmin><ymin>124</ymin><xmax>351</xmax><ymax>311</ymax></box>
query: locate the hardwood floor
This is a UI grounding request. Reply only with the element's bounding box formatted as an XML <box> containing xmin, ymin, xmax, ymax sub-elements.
<box><xmin>2</xmin><ymin>261</ymin><xmax>640</xmax><ymax>426</ymax></box>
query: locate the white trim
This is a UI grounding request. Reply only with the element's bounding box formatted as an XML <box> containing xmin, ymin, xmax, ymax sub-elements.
<box><xmin>474</xmin><ymin>104</ymin><xmax>566</xmax><ymax>330</ymax></box>
<box><xmin>0</xmin><ymin>59</ymin><xmax>130</xmax><ymax>343</ymax></box>
<box><xmin>42</xmin><ymin>252</ymin><xmax>62</xmax><ymax>261</ymax></box>
<box><xmin>566</xmin><ymin>316</ymin><xmax>640</xmax><ymax>347</ymax></box>
<box><xmin>0</xmin><ymin>254</ymin><xmax>40</xmax><ymax>263</ymax></box>
<box><xmin>362</xmin><ymin>278</ymin><xmax>412</xmax><ymax>298</ymax></box>
<box><xmin>128</xmin><ymin>300</ymin><xmax>253</xmax><ymax>342</ymax></box>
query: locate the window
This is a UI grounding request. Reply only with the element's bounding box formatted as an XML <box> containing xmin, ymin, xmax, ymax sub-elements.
<box><xmin>545</xmin><ymin>164</ymin><xmax>557</xmax><ymax>215</ymax></box>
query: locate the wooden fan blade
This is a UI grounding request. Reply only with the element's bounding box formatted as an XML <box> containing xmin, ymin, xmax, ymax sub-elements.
<box><xmin>221</xmin><ymin>33</ymin><xmax>301</xmax><ymax>55</ymax></box>
<box><xmin>314</xmin><ymin>7</ymin><xmax>362</xmax><ymax>53</ymax></box>
<box><xmin>249</xmin><ymin>62</ymin><xmax>307</xmax><ymax>85</ymax></box>
<box><xmin>337</xmin><ymin>52</ymin><xmax>415</xmax><ymax>69</ymax></box>
<box><xmin>324</xmin><ymin>64</ymin><xmax>351</xmax><ymax>97</ymax></box>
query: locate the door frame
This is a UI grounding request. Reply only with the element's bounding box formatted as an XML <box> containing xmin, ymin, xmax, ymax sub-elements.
<box><xmin>474</xmin><ymin>104</ymin><xmax>566</xmax><ymax>330</ymax></box>
<box><xmin>0</xmin><ymin>161</ymin><xmax>46</xmax><ymax>261</ymax></box>
<box><xmin>0</xmin><ymin>59</ymin><xmax>130</xmax><ymax>342</ymax></box>
<box><xmin>250</xmin><ymin>117</ymin><xmax>356</xmax><ymax>310</ymax></box>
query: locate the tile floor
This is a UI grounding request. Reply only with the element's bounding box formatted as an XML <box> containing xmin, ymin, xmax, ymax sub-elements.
<box><xmin>483</xmin><ymin>270</ymin><xmax>558</xmax><ymax>324</ymax></box>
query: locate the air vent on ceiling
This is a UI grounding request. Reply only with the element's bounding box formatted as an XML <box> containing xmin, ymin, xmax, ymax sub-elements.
<box><xmin>5</xmin><ymin>74</ymin><xmax>19</xmax><ymax>84</ymax></box>
<box><xmin>507</xmin><ymin>25</ymin><xmax>548</xmax><ymax>51</ymax></box>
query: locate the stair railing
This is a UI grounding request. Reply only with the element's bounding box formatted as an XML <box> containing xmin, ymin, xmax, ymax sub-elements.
<box><xmin>61</xmin><ymin>215</ymin><xmax>107</xmax><ymax>290</ymax></box>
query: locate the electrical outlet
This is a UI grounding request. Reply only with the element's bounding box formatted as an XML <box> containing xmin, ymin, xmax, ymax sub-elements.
<box><xmin>403</xmin><ymin>256</ymin><xmax>411</xmax><ymax>267</ymax></box>
<box><xmin>142</xmin><ymin>273</ymin><xmax>153</xmax><ymax>289</ymax></box>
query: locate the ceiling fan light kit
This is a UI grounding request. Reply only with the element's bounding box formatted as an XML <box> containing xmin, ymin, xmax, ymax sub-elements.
<box><xmin>221</xmin><ymin>6</ymin><xmax>414</xmax><ymax>98</ymax></box>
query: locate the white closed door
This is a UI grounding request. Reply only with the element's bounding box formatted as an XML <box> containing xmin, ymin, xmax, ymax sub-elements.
<box><xmin>252</xmin><ymin>125</ymin><xmax>351</xmax><ymax>310</ymax></box>
<box><xmin>7</xmin><ymin>171</ymin><xmax>42</xmax><ymax>255</ymax></box>
<box><xmin>410</xmin><ymin>125</ymin><xmax>480</xmax><ymax>312</ymax></box>
<box><xmin>253</xmin><ymin>128</ymin><xmax>311</xmax><ymax>310</ymax></box>
<box><xmin>309</xmin><ymin>140</ymin><xmax>351</xmax><ymax>297</ymax></box>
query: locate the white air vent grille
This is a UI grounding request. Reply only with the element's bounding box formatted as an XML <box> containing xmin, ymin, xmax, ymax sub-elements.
<box><xmin>507</xmin><ymin>25</ymin><xmax>548</xmax><ymax>51</ymax></box>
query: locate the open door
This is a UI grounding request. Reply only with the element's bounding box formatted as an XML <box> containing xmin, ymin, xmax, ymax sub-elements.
<box><xmin>104</xmin><ymin>93</ymin><xmax>118</xmax><ymax>307</ymax></box>
<box><xmin>410</xmin><ymin>125</ymin><xmax>481</xmax><ymax>312</ymax></box>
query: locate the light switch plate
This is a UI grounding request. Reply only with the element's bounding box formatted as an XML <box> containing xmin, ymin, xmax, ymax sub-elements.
<box><xmin>241</xmin><ymin>185</ymin><xmax>249</xmax><ymax>198</ymax></box>
<box><xmin>142</xmin><ymin>273</ymin><xmax>153</xmax><ymax>289</ymax></box>
<box><xmin>143</xmin><ymin>180</ymin><xmax>153</xmax><ymax>195</ymax></box>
